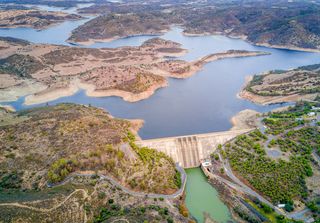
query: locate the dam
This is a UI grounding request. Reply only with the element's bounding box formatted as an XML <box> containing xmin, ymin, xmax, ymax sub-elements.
<box><xmin>137</xmin><ymin>129</ymin><xmax>252</xmax><ymax>168</ymax></box>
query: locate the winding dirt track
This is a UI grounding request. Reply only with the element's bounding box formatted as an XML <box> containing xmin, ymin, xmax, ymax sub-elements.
<box><xmin>111</xmin><ymin>219</ymin><xmax>130</xmax><ymax>223</ymax></box>
<box><xmin>0</xmin><ymin>189</ymin><xmax>88</xmax><ymax>212</ymax></box>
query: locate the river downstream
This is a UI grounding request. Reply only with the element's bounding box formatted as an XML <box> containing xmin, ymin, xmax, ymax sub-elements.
<box><xmin>1</xmin><ymin>5</ymin><xmax>320</xmax><ymax>223</ymax></box>
<box><xmin>185</xmin><ymin>168</ymin><xmax>232</xmax><ymax>223</ymax></box>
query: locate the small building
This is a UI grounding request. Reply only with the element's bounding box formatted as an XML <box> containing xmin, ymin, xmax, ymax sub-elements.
<box><xmin>311</xmin><ymin>106</ymin><xmax>320</xmax><ymax>111</ymax></box>
<box><xmin>201</xmin><ymin>161</ymin><xmax>212</xmax><ymax>167</ymax></box>
<box><xmin>308</xmin><ymin>112</ymin><xmax>316</xmax><ymax>117</ymax></box>
<box><xmin>306</xmin><ymin>218</ymin><xmax>315</xmax><ymax>223</ymax></box>
<box><xmin>277</xmin><ymin>204</ymin><xmax>286</xmax><ymax>208</ymax></box>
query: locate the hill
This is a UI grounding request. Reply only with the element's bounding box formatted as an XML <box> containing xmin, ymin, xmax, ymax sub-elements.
<box><xmin>0</xmin><ymin>103</ymin><xmax>192</xmax><ymax>222</ymax></box>
<box><xmin>72</xmin><ymin>0</ymin><xmax>320</xmax><ymax>51</ymax></box>
<box><xmin>240</xmin><ymin>64</ymin><xmax>320</xmax><ymax>104</ymax></box>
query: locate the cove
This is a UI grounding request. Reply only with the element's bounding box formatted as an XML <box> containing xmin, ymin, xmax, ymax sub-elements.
<box><xmin>0</xmin><ymin>4</ymin><xmax>95</xmax><ymax>45</ymax></box>
<box><xmin>185</xmin><ymin>168</ymin><xmax>232</xmax><ymax>223</ymax></box>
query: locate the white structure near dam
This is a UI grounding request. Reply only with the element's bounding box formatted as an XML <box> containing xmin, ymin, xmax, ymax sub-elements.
<box><xmin>137</xmin><ymin>129</ymin><xmax>252</xmax><ymax>168</ymax></box>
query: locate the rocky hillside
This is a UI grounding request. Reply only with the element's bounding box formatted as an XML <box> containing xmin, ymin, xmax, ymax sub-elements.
<box><xmin>73</xmin><ymin>0</ymin><xmax>320</xmax><ymax>51</ymax></box>
<box><xmin>240</xmin><ymin>64</ymin><xmax>320</xmax><ymax>104</ymax></box>
<box><xmin>69</xmin><ymin>12</ymin><xmax>171</xmax><ymax>43</ymax></box>
<box><xmin>0</xmin><ymin>103</ymin><xmax>180</xmax><ymax>194</ymax></box>
<box><xmin>0</xmin><ymin>9</ymin><xmax>82</xmax><ymax>29</ymax></box>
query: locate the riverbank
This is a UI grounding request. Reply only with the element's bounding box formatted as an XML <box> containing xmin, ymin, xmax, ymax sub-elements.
<box><xmin>185</xmin><ymin>168</ymin><xmax>233</xmax><ymax>223</ymax></box>
<box><xmin>208</xmin><ymin>176</ymin><xmax>248</xmax><ymax>223</ymax></box>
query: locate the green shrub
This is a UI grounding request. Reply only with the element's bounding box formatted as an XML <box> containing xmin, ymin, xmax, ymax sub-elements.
<box><xmin>0</xmin><ymin>171</ymin><xmax>23</xmax><ymax>189</ymax></box>
<box><xmin>47</xmin><ymin>158</ymin><xmax>77</xmax><ymax>183</ymax></box>
<box><xmin>174</xmin><ymin>170</ymin><xmax>182</xmax><ymax>188</ymax></box>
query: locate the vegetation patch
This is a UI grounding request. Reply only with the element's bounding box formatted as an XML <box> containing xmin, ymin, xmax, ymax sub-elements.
<box><xmin>245</xmin><ymin>65</ymin><xmax>320</xmax><ymax>97</ymax></box>
<box><xmin>225</xmin><ymin>102</ymin><xmax>319</xmax><ymax>204</ymax></box>
<box><xmin>0</xmin><ymin>103</ymin><xmax>180</xmax><ymax>195</ymax></box>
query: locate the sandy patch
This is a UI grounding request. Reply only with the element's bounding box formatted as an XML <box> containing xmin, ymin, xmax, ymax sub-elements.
<box><xmin>0</xmin><ymin>80</ymin><xmax>47</xmax><ymax>103</ymax></box>
<box><xmin>24</xmin><ymin>81</ymin><xmax>80</xmax><ymax>105</ymax></box>
<box><xmin>70</xmin><ymin>29</ymin><xmax>169</xmax><ymax>45</ymax></box>
<box><xmin>239</xmin><ymin>89</ymin><xmax>318</xmax><ymax>105</ymax></box>
<box><xmin>230</xmin><ymin>109</ymin><xmax>260</xmax><ymax>130</ymax></box>
<box><xmin>84</xmin><ymin>79</ymin><xmax>168</xmax><ymax>102</ymax></box>
<box><xmin>255</xmin><ymin>42</ymin><xmax>320</xmax><ymax>53</ymax></box>
<box><xmin>24</xmin><ymin>78</ymin><xmax>168</xmax><ymax>105</ymax></box>
<box><xmin>0</xmin><ymin>104</ymin><xmax>15</xmax><ymax>112</ymax></box>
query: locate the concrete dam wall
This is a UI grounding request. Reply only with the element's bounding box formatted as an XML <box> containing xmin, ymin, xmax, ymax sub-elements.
<box><xmin>137</xmin><ymin>129</ymin><xmax>252</xmax><ymax>168</ymax></box>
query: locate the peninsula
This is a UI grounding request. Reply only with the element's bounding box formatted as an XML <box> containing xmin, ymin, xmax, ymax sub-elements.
<box><xmin>0</xmin><ymin>36</ymin><xmax>268</xmax><ymax>105</ymax></box>
<box><xmin>71</xmin><ymin>0</ymin><xmax>320</xmax><ymax>52</ymax></box>
<box><xmin>0</xmin><ymin>9</ymin><xmax>82</xmax><ymax>29</ymax></box>
<box><xmin>239</xmin><ymin>64</ymin><xmax>320</xmax><ymax>105</ymax></box>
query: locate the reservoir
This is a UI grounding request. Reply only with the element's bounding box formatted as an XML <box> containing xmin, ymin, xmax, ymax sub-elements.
<box><xmin>3</xmin><ymin>26</ymin><xmax>319</xmax><ymax>139</ymax></box>
<box><xmin>0</xmin><ymin>8</ymin><xmax>320</xmax><ymax>222</ymax></box>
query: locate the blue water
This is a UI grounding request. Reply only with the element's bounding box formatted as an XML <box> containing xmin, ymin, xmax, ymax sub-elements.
<box><xmin>0</xmin><ymin>18</ymin><xmax>93</xmax><ymax>45</ymax></box>
<box><xmin>0</xmin><ymin>18</ymin><xmax>319</xmax><ymax>139</ymax></box>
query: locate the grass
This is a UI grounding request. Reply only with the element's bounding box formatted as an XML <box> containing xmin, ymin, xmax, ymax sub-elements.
<box><xmin>246</xmin><ymin>199</ymin><xmax>278</xmax><ymax>223</ymax></box>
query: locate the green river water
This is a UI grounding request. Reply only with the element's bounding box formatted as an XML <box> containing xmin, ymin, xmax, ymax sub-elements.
<box><xmin>185</xmin><ymin>168</ymin><xmax>233</xmax><ymax>223</ymax></box>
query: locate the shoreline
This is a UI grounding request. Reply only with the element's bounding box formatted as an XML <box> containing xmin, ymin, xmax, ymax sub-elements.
<box><xmin>0</xmin><ymin>10</ymin><xmax>83</xmax><ymax>30</ymax></box>
<box><xmin>68</xmin><ymin>29</ymin><xmax>169</xmax><ymax>46</ymax></box>
<box><xmin>9</xmin><ymin>50</ymin><xmax>267</xmax><ymax>106</ymax></box>
<box><xmin>84</xmin><ymin>80</ymin><xmax>168</xmax><ymax>102</ymax></box>
<box><xmin>237</xmin><ymin>75</ymin><xmax>319</xmax><ymax>105</ymax></box>
<box><xmin>23</xmin><ymin>78</ymin><xmax>169</xmax><ymax>105</ymax></box>
<box><xmin>0</xmin><ymin>104</ymin><xmax>16</xmax><ymax>112</ymax></box>
<box><xmin>182</xmin><ymin>31</ymin><xmax>320</xmax><ymax>53</ymax></box>
<box><xmin>0</xmin><ymin>17</ymin><xmax>81</xmax><ymax>30</ymax></box>
<box><xmin>239</xmin><ymin>89</ymin><xmax>318</xmax><ymax>105</ymax></box>
<box><xmin>254</xmin><ymin>42</ymin><xmax>320</xmax><ymax>53</ymax></box>
<box><xmin>167</xmin><ymin>50</ymin><xmax>270</xmax><ymax>79</ymax></box>
<box><xmin>230</xmin><ymin>109</ymin><xmax>260</xmax><ymax>131</ymax></box>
